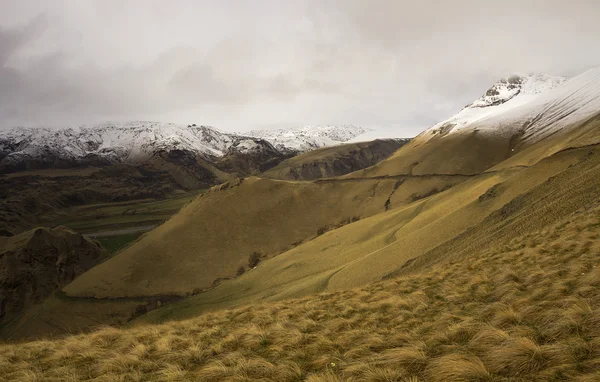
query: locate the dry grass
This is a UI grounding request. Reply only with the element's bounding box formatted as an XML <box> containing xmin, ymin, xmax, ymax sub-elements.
<box><xmin>2</xmin><ymin>203</ymin><xmax>600</xmax><ymax>381</ymax></box>
<box><xmin>63</xmin><ymin>176</ymin><xmax>400</xmax><ymax>298</ymax></box>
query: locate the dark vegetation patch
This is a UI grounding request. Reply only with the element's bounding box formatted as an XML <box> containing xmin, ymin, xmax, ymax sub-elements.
<box><xmin>317</xmin><ymin>216</ymin><xmax>361</xmax><ymax>236</ymax></box>
<box><xmin>479</xmin><ymin>183</ymin><xmax>501</xmax><ymax>202</ymax></box>
<box><xmin>96</xmin><ymin>232</ymin><xmax>143</xmax><ymax>255</ymax></box>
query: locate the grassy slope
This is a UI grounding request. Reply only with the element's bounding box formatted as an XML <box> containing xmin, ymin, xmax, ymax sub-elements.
<box><xmin>2</xmin><ymin>202</ymin><xmax>599</xmax><ymax>381</ymax></box>
<box><xmin>64</xmin><ymin>115</ymin><xmax>600</xmax><ymax>300</ymax></box>
<box><xmin>64</xmin><ymin>177</ymin><xmax>400</xmax><ymax>298</ymax></box>
<box><xmin>135</xmin><ymin>114</ymin><xmax>600</xmax><ymax>322</ymax></box>
<box><xmin>139</xmin><ymin>145</ymin><xmax>589</xmax><ymax>323</ymax></box>
<box><xmin>0</xmin><ymin>293</ymin><xmax>146</xmax><ymax>342</ymax></box>
<box><xmin>262</xmin><ymin>139</ymin><xmax>406</xmax><ymax>180</ymax></box>
<box><xmin>57</xmin><ymin>193</ymin><xmax>199</xmax><ymax>234</ymax></box>
<box><xmin>353</xmin><ymin>129</ymin><xmax>512</xmax><ymax>177</ymax></box>
<box><xmin>14</xmin><ymin>115</ymin><xmax>597</xmax><ymax>340</ymax></box>
<box><xmin>352</xmin><ymin>113</ymin><xmax>600</xmax><ymax>178</ymax></box>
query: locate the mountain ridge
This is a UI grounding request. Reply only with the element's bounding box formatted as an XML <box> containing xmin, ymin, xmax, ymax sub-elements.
<box><xmin>0</xmin><ymin>123</ymin><xmax>371</xmax><ymax>173</ymax></box>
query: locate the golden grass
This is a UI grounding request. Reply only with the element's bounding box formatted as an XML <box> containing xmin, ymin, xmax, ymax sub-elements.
<box><xmin>2</xmin><ymin>202</ymin><xmax>600</xmax><ymax>381</ymax></box>
<box><xmin>61</xmin><ymin>115</ymin><xmax>600</xmax><ymax>303</ymax></box>
<box><xmin>135</xmin><ymin>144</ymin><xmax>587</xmax><ymax>322</ymax></box>
<box><xmin>63</xmin><ymin>176</ymin><xmax>399</xmax><ymax>298</ymax></box>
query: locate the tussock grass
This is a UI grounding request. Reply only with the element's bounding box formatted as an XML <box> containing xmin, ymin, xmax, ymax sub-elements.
<box><xmin>2</xmin><ymin>205</ymin><xmax>600</xmax><ymax>381</ymax></box>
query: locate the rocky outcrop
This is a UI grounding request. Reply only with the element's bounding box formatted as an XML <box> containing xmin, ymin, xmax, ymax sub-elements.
<box><xmin>0</xmin><ymin>227</ymin><xmax>105</xmax><ymax>324</ymax></box>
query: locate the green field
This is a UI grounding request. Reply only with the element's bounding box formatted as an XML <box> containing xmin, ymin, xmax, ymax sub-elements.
<box><xmin>96</xmin><ymin>232</ymin><xmax>144</xmax><ymax>255</ymax></box>
<box><xmin>57</xmin><ymin>192</ymin><xmax>201</xmax><ymax>234</ymax></box>
<box><xmin>53</xmin><ymin>191</ymin><xmax>203</xmax><ymax>255</ymax></box>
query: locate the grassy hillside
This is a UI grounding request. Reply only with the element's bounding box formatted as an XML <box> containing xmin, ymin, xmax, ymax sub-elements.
<box><xmin>2</xmin><ymin>202</ymin><xmax>599</xmax><ymax>381</ymax></box>
<box><xmin>8</xmin><ymin>113</ymin><xmax>597</xmax><ymax>340</ymax></box>
<box><xmin>57</xmin><ymin>193</ymin><xmax>199</xmax><ymax>233</ymax></box>
<box><xmin>63</xmin><ymin>177</ymin><xmax>400</xmax><ymax>298</ymax></box>
<box><xmin>351</xmin><ymin>113</ymin><xmax>600</xmax><ymax>178</ymax></box>
<box><xmin>138</xmin><ymin>143</ymin><xmax>594</xmax><ymax>322</ymax></box>
<box><xmin>63</xmin><ymin>115</ymin><xmax>600</xmax><ymax>303</ymax></box>
<box><xmin>353</xmin><ymin>129</ymin><xmax>513</xmax><ymax>177</ymax></box>
<box><xmin>262</xmin><ymin>139</ymin><xmax>408</xmax><ymax>180</ymax></box>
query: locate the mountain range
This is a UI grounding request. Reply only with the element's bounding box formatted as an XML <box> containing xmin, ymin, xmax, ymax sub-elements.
<box><xmin>0</xmin><ymin>123</ymin><xmax>370</xmax><ymax>173</ymax></box>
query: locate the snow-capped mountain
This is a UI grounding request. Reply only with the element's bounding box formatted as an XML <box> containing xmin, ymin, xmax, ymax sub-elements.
<box><xmin>425</xmin><ymin>67</ymin><xmax>600</xmax><ymax>144</ymax></box>
<box><xmin>427</xmin><ymin>73</ymin><xmax>567</xmax><ymax>137</ymax></box>
<box><xmin>0</xmin><ymin>122</ymin><xmax>370</xmax><ymax>172</ymax></box>
<box><xmin>244</xmin><ymin>125</ymin><xmax>370</xmax><ymax>153</ymax></box>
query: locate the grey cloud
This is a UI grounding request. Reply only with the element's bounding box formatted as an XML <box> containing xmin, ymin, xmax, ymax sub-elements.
<box><xmin>0</xmin><ymin>1</ymin><xmax>599</xmax><ymax>136</ymax></box>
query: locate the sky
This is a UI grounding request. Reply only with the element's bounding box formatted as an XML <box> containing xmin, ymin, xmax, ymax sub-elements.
<box><xmin>1</xmin><ymin>0</ymin><xmax>599</xmax><ymax>137</ymax></box>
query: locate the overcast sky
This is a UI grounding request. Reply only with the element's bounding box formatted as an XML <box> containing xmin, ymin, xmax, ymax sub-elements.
<box><xmin>1</xmin><ymin>0</ymin><xmax>599</xmax><ymax>136</ymax></box>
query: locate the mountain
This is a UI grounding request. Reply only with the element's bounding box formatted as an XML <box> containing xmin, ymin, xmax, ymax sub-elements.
<box><xmin>0</xmin><ymin>122</ymin><xmax>371</xmax><ymax>174</ymax></box>
<box><xmin>0</xmin><ymin>123</ymin><xmax>402</xmax><ymax>237</ymax></box>
<box><xmin>244</xmin><ymin>125</ymin><xmax>370</xmax><ymax>153</ymax></box>
<box><xmin>425</xmin><ymin>69</ymin><xmax>600</xmax><ymax>144</ymax></box>
<box><xmin>4</xmin><ymin>65</ymin><xmax>600</xmax><ymax>382</ymax></box>
<box><xmin>355</xmin><ymin>67</ymin><xmax>600</xmax><ymax>178</ymax></box>
<box><xmin>60</xmin><ymin>67</ymin><xmax>600</xmax><ymax>301</ymax></box>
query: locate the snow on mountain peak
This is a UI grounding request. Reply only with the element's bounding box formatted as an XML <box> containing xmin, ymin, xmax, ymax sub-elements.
<box><xmin>467</xmin><ymin>74</ymin><xmax>567</xmax><ymax>109</ymax></box>
<box><xmin>0</xmin><ymin>122</ymin><xmax>371</xmax><ymax>171</ymax></box>
<box><xmin>243</xmin><ymin>125</ymin><xmax>371</xmax><ymax>152</ymax></box>
<box><xmin>426</xmin><ymin>72</ymin><xmax>569</xmax><ymax>138</ymax></box>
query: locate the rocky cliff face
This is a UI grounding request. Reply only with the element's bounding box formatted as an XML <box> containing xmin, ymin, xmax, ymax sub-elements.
<box><xmin>0</xmin><ymin>227</ymin><xmax>105</xmax><ymax>324</ymax></box>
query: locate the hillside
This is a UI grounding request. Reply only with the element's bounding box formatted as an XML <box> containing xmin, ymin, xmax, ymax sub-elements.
<box><xmin>1</xmin><ymin>201</ymin><xmax>599</xmax><ymax>381</ymax></box>
<box><xmin>262</xmin><ymin>139</ymin><xmax>409</xmax><ymax>180</ymax></box>
<box><xmin>42</xmin><ymin>68</ymin><xmax>597</xmax><ymax>326</ymax></box>
<box><xmin>63</xmin><ymin>176</ymin><xmax>401</xmax><ymax>298</ymax></box>
<box><xmin>61</xmin><ymin>68</ymin><xmax>600</xmax><ymax>303</ymax></box>
<box><xmin>134</xmin><ymin>124</ymin><xmax>600</xmax><ymax>321</ymax></box>
<box><xmin>0</xmin><ymin>163</ymin><xmax>207</xmax><ymax>236</ymax></box>
<box><xmin>355</xmin><ymin>67</ymin><xmax>600</xmax><ymax>178</ymax></box>
<box><xmin>0</xmin><ymin>227</ymin><xmax>105</xmax><ymax>327</ymax></box>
